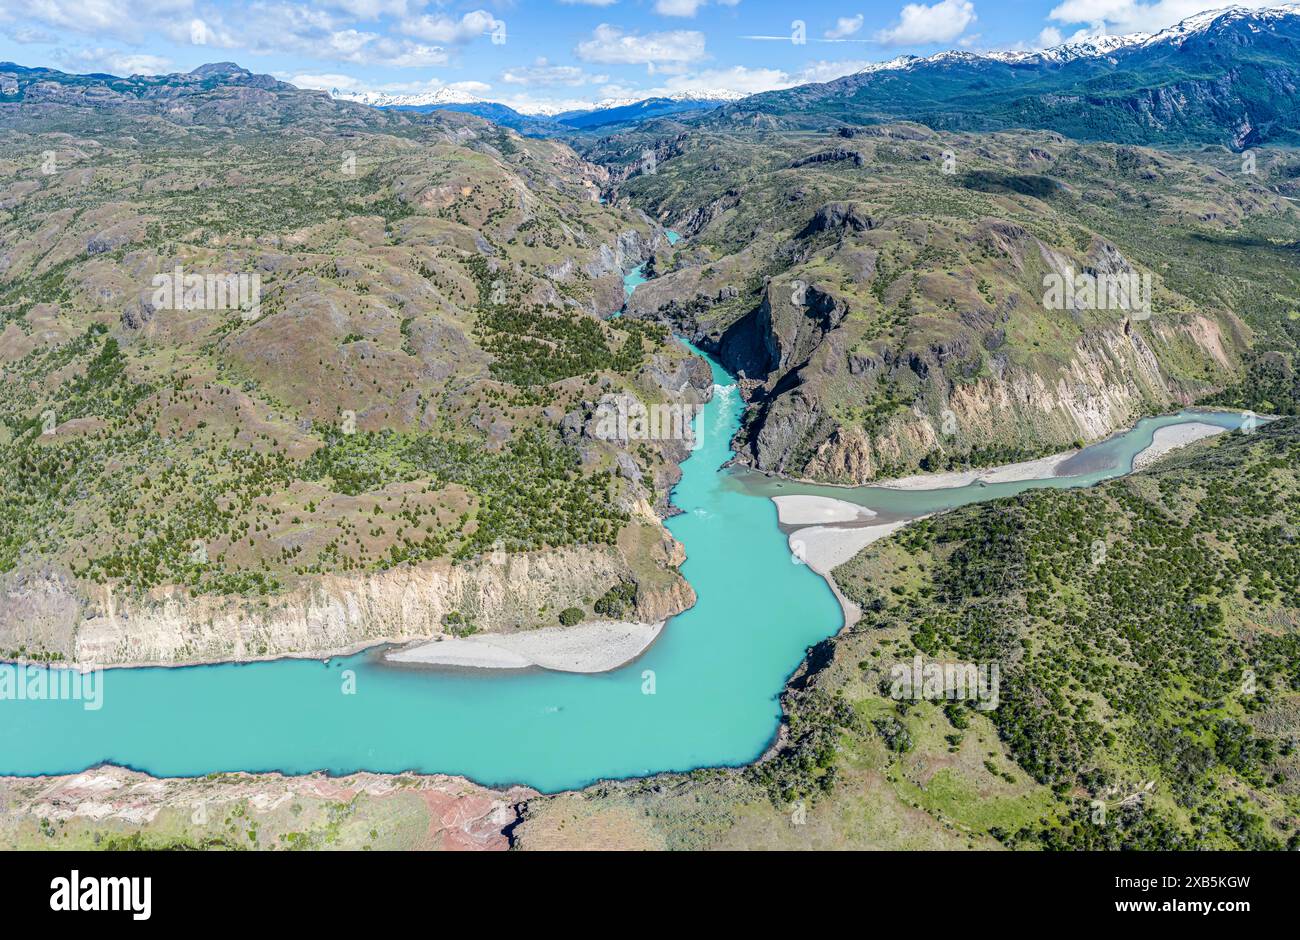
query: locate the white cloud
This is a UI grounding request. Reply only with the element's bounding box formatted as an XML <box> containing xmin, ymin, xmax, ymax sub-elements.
<box><xmin>58</xmin><ymin>47</ymin><xmax>174</xmax><ymax>75</ymax></box>
<box><xmin>500</xmin><ymin>58</ymin><xmax>602</xmax><ymax>86</ymax></box>
<box><xmin>825</xmin><ymin>14</ymin><xmax>865</xmax><ymax>39</ymax></box>
<box><xmin>491</xmin><ymin>51</ymin><xmax>869</xmax><ymax>114</ymax></box>
<box><xmin>651</xmin><ymin>0</ymin><xmax>741</xmax><ymax>16</ymax></box>
<box><xmin>400</xmin><ymin>10</ymin><xmax>502</xmax><ymax>44</ymax></box>
<box><xmin>287</xmin><ymin>72</ymin><xmax>364</xmax><ymax>91</ymax></box>
<box><xmin>16</xmin><ymin>0</ymin><xmax>194</xmax><ymax>43</ymax></box>
<box><xmin>655</xmin><ymin>0</ymin><xmax>705</xmax><ymax>15</ymax></box>
<box><xmin>1048</xmin><ymin>0</ymin><xmax>1278</xmax><ymax>34</ymax></box>
<box><xmin>1037</xmin><ymin>26</ymin><xmax>1064</xmax><ymax>46</ymax></box>
<box><xmin>575</xmin><ymin>24</ymin><xmax>707</xmax><ymax>65</ymax></box>
<box><xmin>149</xmin><ymin>3</ymin><xmax>458</xmax><ymax>68</ymax></box>
<box><xmin>876</xmin><ymin>0</ymin><xmax>977</xmax><ymax>46</ymax></box>
<box><xmin>658</xmin><ymin>64</ymin><xmax>789</xmax><ymax>94</ymax></box>
<box><xmin>793</xmin><ymin>58</ymin><xmax>876</xmax><ymax>83</ymax></box>
<box><xmin>638</xmin><ymin>58</ymin><xmax>874</xmax><ymax>99</ymax></box>
<box><xmin>7</xmin><ymin>26</ymin><xmax>58</xmax><ymax>43</ymax></box>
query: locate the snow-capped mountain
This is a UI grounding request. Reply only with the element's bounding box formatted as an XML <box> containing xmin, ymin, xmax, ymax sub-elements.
<box><xmin>330</xmin><ymin>86</ymin><xmax>486</xmax><ymax>109</ymax></box>
<box><xmin>328</xmin><ymin>86</ymin><xmax>748</xmax><ymax>118</ymax></box>
<box><xmin>716</xmin><ymin>3</ymin><xmax>1300</xmax><ymax>149</ymax></box>
<box><xmin>850</xmin><ymin>4</ymin><xmax>1300</xmax><ymax>73</ymax></box>
<box><xmin>325</xmin><ymin>5</ymin><xmax>1300</xmax><ymax>144</ymax></box>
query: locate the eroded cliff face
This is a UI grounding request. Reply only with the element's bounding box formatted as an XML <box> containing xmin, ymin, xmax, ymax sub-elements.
<box><xmin>1</xmin><ymin>524</ymin><xmax>694</xmax><ymax>668</ymax></box>
<box><xmin>802</xmin><ymin>316</ymin><xmax>1236</xmax><ymax>483</ymax></box>
<box><xmin>722</xmin><ymin>284</ymin><xmax>1242</xmax><ymax>483</ymax></box>
<box><xmin>622</xmin><ymin>197</ymin><xmax>1252</xmax><ymax>482</ymax></box>
<box><xmin>0</xmin><ymin>766</ymin><xmax>531</xmax><ymax>851</ymax></box>
<box><xmin>631</xmin><ymin>262</ymin><xmax>1244</xmax><ymax>482</ymax></box>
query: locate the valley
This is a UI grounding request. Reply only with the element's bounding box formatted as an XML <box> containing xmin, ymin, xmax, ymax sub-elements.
<box><xmin>1</xmin><ymin>4</ymin><xmax>1299</xmax><ymax>858</ymax></box>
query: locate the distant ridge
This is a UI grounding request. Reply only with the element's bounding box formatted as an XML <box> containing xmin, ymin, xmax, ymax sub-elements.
<box><xmin>710</xmin><ymin>4</ymin><xmax>1300</xmax><ymax>148</ymax></box>
<box><xmin>327</xmin><ymin>85</ymin><xmax>746</xmax><ymax>136</ymax></box>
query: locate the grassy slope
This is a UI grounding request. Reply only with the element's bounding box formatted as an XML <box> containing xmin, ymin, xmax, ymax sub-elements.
<box><xmin>0</xmin><ymin>91</ymin><xmax>696</xmax><ymax>657</ymax></box>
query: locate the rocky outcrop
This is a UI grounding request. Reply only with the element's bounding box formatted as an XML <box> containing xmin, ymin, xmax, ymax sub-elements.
<box><xmin>719</xmin><ymin>281</ymin><xmax>849</xmax><ymax>386</ymax></box>
<box><xmin>0</xmin><ymin>567</ymin><xmax>83</xmax><ymax>658</ymax></box>
<box><xmin>677</xmin><ymin>189</ymin><xmax>741</xmax><ymax>238</ymax></box>
<box><xmin>0</xmin><ymin>535</ymin><xmax>693</xmax><ymax>668</ymax></box>
<box><xmin>801</xmin><ymin>319</ymin><xmax>1222</xmax><ymax>483</ymax></box>
<box><xmin>0</xmin><ymin>766</ymin><xmax>532</xmax><ymax>851</ymax></box>
<box><xmin>796</xmin><ymin>202</ymin><xmax>875</xmax><ymax>239</ymax></box>
<box><xmin>790</xmin><ymin>148</ymin><xmax>864</xmax><ymax>169</ymax></box>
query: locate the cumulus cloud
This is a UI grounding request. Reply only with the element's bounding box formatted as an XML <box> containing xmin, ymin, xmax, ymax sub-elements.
<box><xmin>1048</xmin><ymin>0</ymin><xmax>1277</xmax><ymax>35</ymax></box>
<box><xmin>658</xmin><ymin>64</ymin><xmax>788</xmax><ymax>94</ymax></box>
<box><xmin>876</xmin><ymin>0</ymin><xmax>977</xmax><ymax>46</ymax></box>
<box><xmin>14</xmin><ymin>0</ymin><xmax>195</xmax><ymax>43</ymax></box>
<box><xmin>641</xmin><ymin>58</ymin><xmax>873</xmax><ymax>98</ymax></box>
<box><xmin>575</xmin><ymin>24</ymin><xmax>707</xmax><ymax>65</ymax></box>
<box><xmin>292</xmin><ymin>73</ymin><xmax>492</xmax><ymax>96</ymax></box>
<box><xmin>12</xmin><ymin>2</ymin><xmax>499</xmax><ymax>70</ymax></box>
<box><xmin>825</xmin><ymin>14</ymin><xmax>865</xmax><ymax>39</ymax></box>
<box><xmin>7</xmin><ymin>26</ymin><xmax>58</xmax><ymax>43</ymax></box>
<box><xmin>654</xmin><ymin>0</ymin><xmax>706</xmax><ymax>15</ymax></box>
<box><xmin>652</xmin><ymin>0</ymin><xmax>741</xmax><ymax>16</ymax></box>
<box><xmin>399</xmin><ymin>10</ymin><xmax>503</xmax><ymax>44</ymax></box>
<box><xmin>792</xmin><ymin>58</ymin><xmax>876</xmax><ymax>83</ymax></box>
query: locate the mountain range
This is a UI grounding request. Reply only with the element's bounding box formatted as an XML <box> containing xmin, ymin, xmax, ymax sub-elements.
<box><xmin>714</xmin><ymin>4</ymin><xmax>1300</xmax><ymax>148</ymax></box>
<box><xmin>331</xmin><ymin>85</ymin><xmax>745</xmax><ymax>136</ymax></box>
<box><xmin>313</xmin><ymin>4</ymin><xmax>1300</xmax><ymax>149</ymax></box>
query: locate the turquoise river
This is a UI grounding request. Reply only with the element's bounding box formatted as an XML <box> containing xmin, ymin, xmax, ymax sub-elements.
<box><xmin>0</xmin><ymin>242</ymin><xmax>1251</xmax><ymax>792</ymax></box>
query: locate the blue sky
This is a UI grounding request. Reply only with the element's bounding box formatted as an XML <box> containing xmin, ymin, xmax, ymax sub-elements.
<box><xmin>0</xmin><ymin>1</ymin><xmax>1281</xmax><ymax>111</ymax></box>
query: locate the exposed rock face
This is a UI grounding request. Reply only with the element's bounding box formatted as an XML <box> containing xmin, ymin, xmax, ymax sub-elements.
<box><xmin>800</xmin><ymin>319</ymin><xmax>1220</xmax><ymax>483</ymax></box>
<box><xmin>796</xmin><ymin>202</ymin><xmax>875</xmax><ymax>239</ymax></box>
<box><xmin>0</xmin><ymin>568</ymin><xmax>83</xmax><ymax>658</ymax></box>
<box><xmin>613</xmin><ymin>118</ymin><xmax>1267</xmax><ymax>485</ymax></box>
<box><xmin>625</xmin><ymin>220</ymin><xmax>1242</xmax><ymax>483</ymax></box>
<box><xmin>678</xmin><ymin>189</ymin><xmax>741</xmax><ymax>237</ymax></box>
<box><xmin>0</xmin><ymin>766</ymin><xmax>532</xmax><ymax>851</ymax></box>
<box><xmin>720</xmin><ymin>281</ymin><xmax>849</xmax><ymax>383</ymax></box>
<box><xmin>790</xmin><ymin>149</ymin><xmax>864</xmax><ymax>169</ymax></box>
<box><xmin>1</xmin><ymin>535</ymin><xmax>693</xmax><ymax>668</ymax></box>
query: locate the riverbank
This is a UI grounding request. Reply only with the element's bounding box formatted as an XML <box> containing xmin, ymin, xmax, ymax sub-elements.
<box><xmin>776</xmin><ymin>415</ymin><xmax>1241</xmax><ymax>633</ymax></box>
<box><xmin>773</xmin><ymin>494</ymin><xmax>877</xmax><ymax>526</ymax></box>
<box><xmin>773</xmin><ymin>490</ymin><xmax>916</xmax><ymax>628</ymax></box>
<box><xmin>870</xmin><ymin>452</ymin><xmax>1076</xmax><ymax>491</ymax></box>
<box><xmin>384</xmin><ymin>619</ymin><xmax>665</xmax><ymax>673</ymax></box>
<box><xmin>1131</xmin><ymin>421</ymin><xmax>1228</xmax><ymax>471</ymax></box>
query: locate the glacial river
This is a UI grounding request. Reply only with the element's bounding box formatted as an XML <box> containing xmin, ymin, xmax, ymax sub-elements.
<box><xmin>0</xmin><ymin>247</ymin><xmax>1251</xmax><ymax>792</ymax></box>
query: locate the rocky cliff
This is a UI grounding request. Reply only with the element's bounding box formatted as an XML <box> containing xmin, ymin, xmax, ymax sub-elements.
<box><xmin>1</xmin><ymin>521</ymin><xmax>692</xmax><ymax>668</ymax></box>
<box><xmin>614</xmin><ymin>125</ymin><xmax>1288</xmax><ymax>482</ymax></box>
